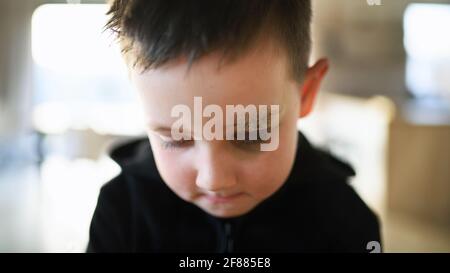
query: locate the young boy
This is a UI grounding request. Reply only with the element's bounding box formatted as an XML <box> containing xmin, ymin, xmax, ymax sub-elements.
<box><xmin>87</xmin><ymin>0</ymin><xmax>381</xmax><ymax>252</ymax></box>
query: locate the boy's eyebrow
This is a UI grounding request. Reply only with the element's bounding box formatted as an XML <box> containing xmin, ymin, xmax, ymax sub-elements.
<box><xmin>150</xmin><ymin>123</ymin><xmax>263</xmax><ymax>134</ymax></box>
<box><xmin>149</xmin><ymin>123</ymin><xmax>269</xmax><ymax>138</ymax></box>
<box><xmin>148</xmin><ymin>105</ymin><xmax>284</xmax><ymax>133</ymax></box>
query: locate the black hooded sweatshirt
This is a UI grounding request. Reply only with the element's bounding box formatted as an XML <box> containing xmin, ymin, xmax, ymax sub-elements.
<box><xmin>87</xmin><ymin>132</ymin><xmax>381</xmax><ymax>253</ymax></box>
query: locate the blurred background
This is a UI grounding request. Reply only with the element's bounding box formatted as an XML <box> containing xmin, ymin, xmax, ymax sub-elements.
<box><xmin>0</xmin><ymin>0</ymin><xmax>449</xmax><ymax>252</ymax></box>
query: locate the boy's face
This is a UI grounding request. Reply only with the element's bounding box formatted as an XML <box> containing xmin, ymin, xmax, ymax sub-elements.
<box><xmin>130</xmin><ymin>38</ymin><xmax>326</xmax><ymax>218</ymax></box>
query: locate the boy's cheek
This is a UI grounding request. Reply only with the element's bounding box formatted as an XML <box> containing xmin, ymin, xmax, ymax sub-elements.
<box><xmin>157</xmin><ymin>165</ymin><xmax>199</xmax><ymax>201</ymax></box>
<box><xmin>247</xmin><ymin>130</ymin><xmax>297</xmax><ymax>198</ymax></box>
<box><xmin>242</xmin><ymin>162</ymin><xmax>288</xmax><ymax>199</ymax></box>
<box><xmin>164</xmin><ymin>172</ymin><xmax>202</xmax><ymax>199</ymax></box>
<box><xmin>148</xmin><ymin>137</ymin><xmax>196</xmax><ymax>194</ymax></box>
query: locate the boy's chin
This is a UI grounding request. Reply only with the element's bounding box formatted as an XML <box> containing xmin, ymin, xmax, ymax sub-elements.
<box><xmin>202</xmin><ymin>208</ymin><xmax>250</xmax><ymax>219</ymax></box>
<box><xmin>195</xmin><ymin>199</ymin><xmax>259</xmax><ymax>219</ymax></box>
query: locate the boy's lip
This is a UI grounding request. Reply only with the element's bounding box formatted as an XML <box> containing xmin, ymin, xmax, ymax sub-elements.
<box><xmin>203</xmin><ymin>192</ymin><xmax>244</xmax><ymax>203</ymax></box>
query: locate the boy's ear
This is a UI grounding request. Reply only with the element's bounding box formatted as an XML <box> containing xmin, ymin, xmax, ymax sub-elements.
<box><xmin>299</xmin><ymin>58</ymin><xmax>329</xmax><ymax>118</ymax></box>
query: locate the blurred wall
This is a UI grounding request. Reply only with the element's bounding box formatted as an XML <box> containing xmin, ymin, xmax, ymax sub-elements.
<box><xmin>0</xmin><ymin>0</ymin><xmax>37</xmax><ymax>138</ymax></box>
<box><xmin>388</xmin><ymin>121</ymin><xmax>450</xmax><ymax>226</ymax></box>
<box><xmin>312</xmin><ymin>0</ymin><xmax>450</xmax><ymax>229</ymax></box>
<box><xmin>0</xmin><ymin>0</ymin><xmax>104</xmax><ymax>140</ymax></box>
<box><xmin>312</xmin><ymin>0</ymin><xmax>450</xmax><ymax>100</ymax></box>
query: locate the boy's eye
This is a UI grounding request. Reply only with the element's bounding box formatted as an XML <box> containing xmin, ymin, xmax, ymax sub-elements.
<box><xmin>232</xmin><ymin>133</ymin><xmax>269</xmax><ymax>151</ymax></box>
<box><xmin>157</xmin><ymin>133</ymin><xmax>269</xmax><ymax>150</ymax></box>
<box><xmin>234</xmin><ymin>138</ymin><xmax>265</xmax><ymax>146</ymax></box>
<box><xmin>160</xmin><ymin>138</ymin><xmax>193</xmax><ymax>149</ymax></box>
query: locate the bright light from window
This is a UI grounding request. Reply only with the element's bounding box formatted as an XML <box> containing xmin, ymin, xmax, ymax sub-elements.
<box><xmin>32</xmin><ymin>4</ymin><xmax>125</xmax><ymax>75</ymax></box>
<box><xmin>404</xmin><ymin>4</ymin><xmax>450</xmax><ymax>100</ymax></box>
<box><xmin>31</xmin><ymin>4</ymin><xmax>143</xmax><ymax>136</ymax></box>
<box><xmin>404</xmin><ymin>4</ymin><xmax>450</xmax><ymax>60</ymax></box>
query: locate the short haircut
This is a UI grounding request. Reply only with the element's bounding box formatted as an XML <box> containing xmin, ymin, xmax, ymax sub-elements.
<box><xmin>106</xmin><ymin>0</ymin><xmax>312</xmax><ymax>82</ymax></box>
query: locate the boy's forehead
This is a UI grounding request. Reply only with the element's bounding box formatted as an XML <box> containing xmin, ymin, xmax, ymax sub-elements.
<box><xmin>134</xmin><ymin>41</ymin><xmax>290</xmax><ymax>87</ymax></box>
<box><xmin>130</xmin><ymin>38</ymin><xmax>297</xmax><ymax>122</ymax></box>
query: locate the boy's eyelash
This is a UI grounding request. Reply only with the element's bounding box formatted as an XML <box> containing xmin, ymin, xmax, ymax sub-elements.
<box><xmin>233</xmin><ymin>132</ymin><xmax>270</xmax><ymax>144</ymax></box>
<box><xmin>160</xmin><ymin>139</ymin><xmax>192</xmax><ymax>149</ymax></box>
<box><xmin>159</xmin><ymin>136</ymin><xmax>269</xmax><ymax>150</ymax></box>
<box><xmin>233</xmin><ymin>138</ymin><xmax>265</xmax><ymax>145</ymax></box>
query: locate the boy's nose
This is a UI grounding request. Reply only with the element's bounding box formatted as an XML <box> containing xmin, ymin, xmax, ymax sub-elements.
<box><xmin>194</xmin><ymin>142</ymin><xmax>237</xmax><ymax>192</ymax></box>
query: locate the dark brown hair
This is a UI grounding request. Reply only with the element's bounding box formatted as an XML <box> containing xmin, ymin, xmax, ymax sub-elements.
<box><xmin>106</xmin><ymin>0</ymin><xmax>312</xmax><ymax>82</ymax></box>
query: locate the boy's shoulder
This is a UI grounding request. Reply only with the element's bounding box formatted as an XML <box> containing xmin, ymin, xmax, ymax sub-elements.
<box><xmin>293</xmin><ymin>133</ymin><xmax>378</xmax><ymax>217</ymax></box>
<box><xmin>298</xmin><ymin>134</ymin><xmax>380</xmax><ymax>245</ymax></box>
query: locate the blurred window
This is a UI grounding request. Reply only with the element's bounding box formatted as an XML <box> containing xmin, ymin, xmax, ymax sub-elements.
<box><xmin>404</xmin><ymin>3</ymin><xmax>450</xmax><ymax>102</ymax></box>
<box><xmin>31</xmin><ymin>4</ymin><xmax>142</xmax><ymax>136</ymax></box>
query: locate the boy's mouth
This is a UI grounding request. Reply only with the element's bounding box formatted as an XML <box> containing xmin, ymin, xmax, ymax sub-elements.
<box><xmin>203</xmin><ymin>192</ymin><xmax>244</xmax><ymax>203</ymax></box>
